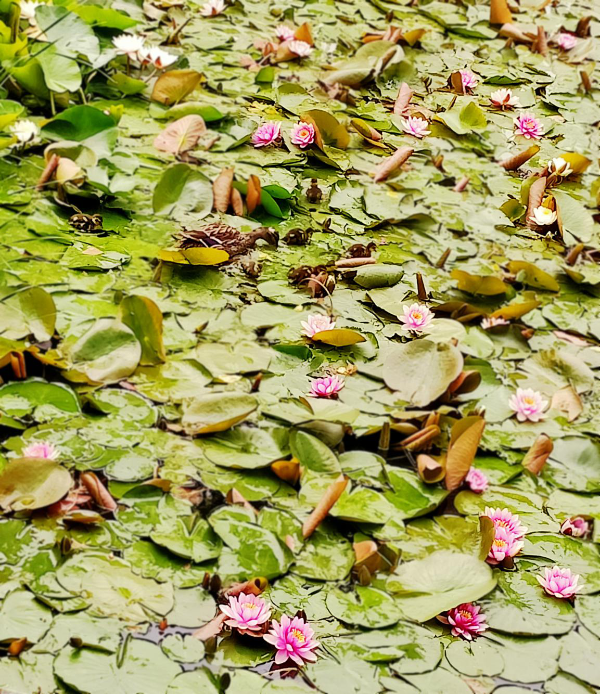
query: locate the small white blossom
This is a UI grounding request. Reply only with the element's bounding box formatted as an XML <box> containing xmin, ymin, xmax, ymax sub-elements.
<box><xmin>529</xmin><ymin>206</ymin><xmax>557</xmax><ymax>226</ymax></box>
<box><xmin>548</xmin><ymin>157</ymin><xmax>573</xmax><ymax>178</ymax></box>
<box><xmin>288</xmin><ymin>40</ymin><xmax>312</xmax><ymax>58</ymax></box>
<box><xmin>481</xmin><ymin>316</ymin><xmax>509</xmax><ymax>330</ymax></box>
<box><xmin>10</xmin><ymin>119</ymin><xmax>39</xmax><ymax>145</ymax></box>
<box><xmin>139</xmin><ymin>46</ymin><xmax>177</xmax><ymax>69</ymax></box>
<box><xmin>201</xmin><ymin>0</ymin><xmax>225</xmax><ymax>16</ymax></box>
<box><xmin>112</xmin><ymin>34</ymin><xmax>146</xmax><ymax>59</ymax></box>
<box><xmin>489</xmin><ymin>88</ymin><xmax>520</xmax><ymax>109</ymax></box>
<box><xmin>20</xmin><ymin>0</ymin><xmax>43</xmax><ymax>21</ymax></box>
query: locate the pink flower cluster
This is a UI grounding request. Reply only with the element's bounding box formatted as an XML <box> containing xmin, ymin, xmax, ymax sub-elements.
<box><xmin>219</xmin><ymin>594</ymin><xmax>319</xmax><ymax>666</ymax></box>
<box><xmin>460</xmin><ymin>69</ymin><xmax>478</xmax><ymax>90</ymax></box>
<box><xmin>509</xmin><ymin>388</ymin><xmax>548</xmax><ymax>423</ymax></box>
<box><xmin>438</xmin><ymin>603</ymin><xmax>487</xmax><ymax>640</ymax></box>
<box><xmin>309</xmin><ymin>375</ymin><xmax>345</xmax><ymax>398</ymax></box>
<box><xmin>538</xmin><ymin>566</ymin><xmax>582</xmax><ymax>599</ymax></box>
<box><xmin>291</xmin><ymin>122</ymin><xmax>315</xmax><ymax>148</ymax></box>
<box><xmin>557</xmin><ymin>33</ymin><xmax>578</xmax><ymax>51</ymax></box>
<box><xmin>401</xmin><ymin>116</ymin><xmax>430</xmax><ymax>139</ymax></box>
<box><xmin>399</xmin><ymin>303</ymin><xmax>434</xmax><ymax>333</ymax></box>
<box><xmin>482</xmin><ymin>507</ymin><xmax>527</xmax><ymax>565</ymax></box>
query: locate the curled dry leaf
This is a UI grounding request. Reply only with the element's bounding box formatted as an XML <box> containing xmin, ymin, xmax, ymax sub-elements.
<box><xmin>224</xmin><ymin>577</ymin><xmax>268</xmax><ymax>597</ymax></box>
<box><xmin>500</xmin><ymin>145</ymin><xmax>540</xmax><ymax>171</ymax></box>
<box><xmin>153</xmin><ymin>115</ymin><xmax>207</xmax><ymax>155</ymax></box>
<box><xmin>393</xmin><ymin>82</ymin><xmax>413</xmax><ymax>116</ymax></box>
<box><xmin>335</xmin><ymin>257</ymin><xmax>377</xmax><ymax>268</ymax></box>
<box><xmin>533</xmin><ymin>26</ymin><xmax>548</xmax><ymax>56</ymax></box>
<box><xmin>526</xmin><ymin>176</ymin><xmax>547</xmax><ymax>227</ymax></box>
<box><xmin>226</xmin><ymin>488</ymin><xmax>258</xmax><ymax>515</ymax></box>
<box><xmin>37</xmin><ymin>153</ymin><xmax>60</xmax><ymax>191</ymax></box>
<box><xmin>400</xmin><ymin>424</ymin><xmax>441</xmax><ymax>452</ymax></box>
<box><xmin>499</xmin><ymin>23</ymin><xmax>534</xmax><ymax>44</ymax></box>
<box><xmin>246</xmin><ymin>174</ymin><xmax>261</xmax><ymax>215</ymax></box>
<box><xmin>521</xmin><ymin>433</ymin><xmax>553</xmax><ymax>474</ymax></box>
<box><xmin>294</xmin><ymin>22</ymin><xmax>313</xmax><ymax>45</ymax></box>
<box><xmin>445</xmin><ymin>416</ymin><xmax>485</xmax><ymax>491</ymax></box>
<box><xmin>271</xmin><ymin>458</ymin><xmax>301</xmax><ymax>485</ymax></box>
<box><xmin>302</xmin><ymin>474</ymin><xmax>348</xmax><ymax>538</ymax></box>
<box><xmin>551</xmin><ymin>385</ymin><xmax>583</xmax><ymax>422</ymax></box>
<box><xmin>80</xmin><ymin>472</ymin><xmax>117</xmax><ymax>512</ymax></box>
<box><xmin>453</xmin><ymin>176</ymin><xmax>469</xmax><ymax>193</ymax></box>
<box><xmin>417</xmin><ymin>453</ymin><xmax>446</xmax><ymax>483</ymax></box>
<box><xmin>213</xmin><ymin>167</ymin><xmax>234</xmax><ymax>213</ymax></box>
<box><xmin>373</xmin><ymin>146</ymin><xmax>414</xmax><ymax>182</ymax></box>
<box><xmin>230</xmin><ymin>187</ymin><xmax>244</xmax><ymax>216</ymax></box>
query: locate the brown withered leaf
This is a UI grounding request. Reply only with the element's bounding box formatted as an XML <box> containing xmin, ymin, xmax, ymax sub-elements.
<box><xmin>230</xmin><ymin>187</ymin><xmax>244</xmax><ymax>216</ymax></box>
<box><xmin>80</xmin><ymin>472</ymin><xmax>117</xmax><ymax>512</ymax></box>
<box><xmin>373</xmin><ymin>146</ymin><xmax>414</xmax><ymax>182</ymax></box>
<box><xmin>294</xmin><ymin>22</ymin><xmax>313</xmax><ymax>45</ymax></box>
<box><xmin>526</xmin><ymin>176</ymin><xmax>547</xmax><ymax>227</ymax></box>
<box><xmin>153</xmin><ymin>115</ymin><xmax>206</xmax><ymax>155</ymax></box>
<box><xmin>246</xmin><ymin>174</ymin><xmax>261</xmax><ymax>215</ymax></box>
<box><xmin>271</xmin><ymin>459</ymin><xmax>300</xmax><ymax>484</ymax></box>
<box><xmin>551</xmin><ymin>386</ymin><xmax>583</xmax><ymax>422</ymax></box>
<box><xmin>499</xmin><ymin>145</ymin><xmax>540</xmax><ymax>171</ymax></box>
<box><xmin>522</xmin><ymin>434</ymin><xmax>553</xmax><ymax>474</ymax></box>
<box><xmin>445</xmin><ymin>416</ymin><xmax>485</xmax><ymax>491</ymax></box>
<box><xmin>302</xmin><ymin>474</ymin><xmax>348</xmax><ymax>538</ymax></box>
<box><xmin>393</xmin><ymin>82</ymin><xmax>413</xmax><ymax>116</ymax></box>
<box><xmin>151</xmin><ymin>70</ymin><xmax>202</xmax><ymax>105</ymax></box>
<box><xmin>226</xmin><ymin>488</ymin><xmax>258</xmax><ymax>515</ymax></box>
<box><xmin>213</xmin><ymin>167</ymin><xmax>234</xmax><ymax>213</ymax></box>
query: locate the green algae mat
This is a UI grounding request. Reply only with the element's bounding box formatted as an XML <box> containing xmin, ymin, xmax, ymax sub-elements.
<box><xmin>0</xmin><ymin>0</ymin><xmax>600</xmax><ymax>691</ymax></box>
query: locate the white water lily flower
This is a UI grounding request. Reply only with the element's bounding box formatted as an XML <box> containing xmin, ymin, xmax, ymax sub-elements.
<box><xmin>20</xmin><ymin>0</ymin><xmax>43</xmax><ymax>21</ymax></box>
<box><xmin>529</xmin><ymin>206</ymin><xmax>557</xmax><ymax>226</ymax></box>
<box><xmin>112</xmin><ymin>34</ymin><xmax>146</xmax><ymax>59</ymax></box>
<box><xmin>10</xmin><ymin>119</ymin><xmax>39</xmax><ymax>145</ymax></box>
<box><xmin>139</xmin><ymin>46</ymin><xmax>177</xmax><ymax>69</ymax></box>
<box><xmin>489</xmin><ymin>88</ymin><xmax>520</xmax><ymax>109</ymax></box>
<box><xmin>288</xmin><ymin>40</ymin><xmax>312</xmax><ymax>58</ymax></box>
<box><xmin>201</xmin><ymin>0</ymin><xmax>225</xmax><ymax>16</ymax></box>
<box><xmin>548</xmin><ymin>157</ymin><xmax>573</xmax><ymax>178</ymax></box>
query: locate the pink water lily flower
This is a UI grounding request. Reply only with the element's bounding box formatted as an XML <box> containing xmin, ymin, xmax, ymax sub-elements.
<box><xmin>301</xmin><ymin>314</ymin><xmax>336</xmax><ymax>338</ymax></box>
<box><xmin>291</xmin><ymin>122</ymin><xmax>315</xmax><ymax>148</ymax></box>
<box><xmin>219</xmin><ymin>593</ymin><xmax>271</xmax><ymax>632</ymax></box>
<box><xmin>264</xmin><ymin>614</ymin><xmax>319</xmax><ymax>666</ymax></box>
<box><xmin>490</xmin><ymin>88</ymin><xmax>520</xmax><ymax>109</ymax></box>
<box><xmin>486</xmin><ymin>525</ymin><xmax>524</xmax><ymax>565</ymax></box>
<box><xmin>557</xmin><ymin>33</ymin><xmax>578</xmax><ymax>50</ymax></box>
<box><xmin>483</xmin><ymin>507</ymin><xmax>528</xmax><ymax>538</ymax></box>
<box><xmin>438</xmin><ymin>603</ymin><xmax>488</xmax><ymax>640</ymax></box>
<box><xmin>466</xmin><ymin>467</ymin><xmax>488</xmax><ymax>493</ymax></box>
<box><xmin>401</xmin><ymin>116</ymin><xmax>430</xmax><ymax>138</ymax></box>
<box><xmin>22</xmin><ymin>441</ymin><xmax>60</xmax><ymax>460</ymax></box>
<box><xmin>481</xmin><ymin>316</ymin><xmax>509</xmax><ymax>330</ymax></box>
<box><xmin>460</xmin><ymin>69</ymin><xmax>478</xmax><ymax>90</ymax></box>
<box><xmin>288</xmin><ymin>40</ymin><xmax>312</xmax><ymax>58</ymax></box>
<box><xmin>509</xmin><ymin>387</ymin><xmax>548</xmax><ymax>422</ymax></box>
<box><xmin>514</xmin><ymin>113</ymin><xmax>544</xmax><ymax>140</ymax></box>
<box><xmin>538</xmin><ymin>566</ymin><xmax>582</xmax><ymax>599</ymax></box>
<box><xmin>309</xmin><ymin>375</ymin><xmax>344</xmax><ymax>398</ymax></box>
<box><xmin>399</xmin><ymin>303</ymin><xmax>434</xmax><ymax>332</ymax></box>
<box><xmin>251</xmin><ymin>121</ymin><xmax>281</xmax><ymax>148</ymax></box>
<box><xmin>276</xmin><ymin>25</ymin><xmax>296</xmax><ymax>42</ymax></box>
<box><xmin>561</xmin><ymin>517</ymin><xmax>590</xmax><ymax>538</ymax></box>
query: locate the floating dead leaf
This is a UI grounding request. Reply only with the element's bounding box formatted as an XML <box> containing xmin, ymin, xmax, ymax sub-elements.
<box><xmin>271</xmin><ymin>458</ymin><xmax>300</xmax><ymax>485</ymax></box>
<box><xmin>551</xmin><ymin>386</ymin><xmax>583</xmax><ymax>422</ymax></box>
<box><xmin>490</xmin><ymin>0</ymin><xmax>512</xmax><ymax>24</ymax></box>
<box><xmin>153</xmin><ymin>115</ymin><xmax>206</xmax><ymax>155</ymax></box>
<box><xmin>300</xmin><ymin>109</ymin><xmax>349</xmax><ymax>150</ymax></box>
<box><xmin>400</xmin><ymin>425</ymin><xmax>440</xmax><ymax>452</ymax></box>
<box><xmin>311</xmin><ymin>328</ymin><xmax>366</xmax><ymax>346</ymax></box>
<box><xmin>445</xmin><ymin>416</ymin><xmax>485</xmax><ymax>491</ymax></box>
<box><xmin>302</xmin><ymin>474</ymin><xmax>348</xmax><ymax>538</ymax></box>
<box><xmin>522</xmin><ymin>434</ymin><xmax>553</xmax><ymax>474</ymax></box>
<box><xmin>500</xmin><ymin>145</ymin><xmax>540</xmax><ymax>171</ymax></box>
<box><xmin>294</xmin><ymin>22</ymin><xmax>313</xmax><ymax>45</ymax></box>
<box><xmin>451</xmin><ymin>269</ymin><xmax>508</xmax><ymax>296</ymax></box>
<box><xmin>246</xmin><ymin>174</ymin><xmax>261</xmax><ymax>214</ymax></box>
<box><xmin>393</xmin><ymin>82</ymin><xmax>413</xmax><ymax>116</ymax></box>
<box><xmin>230</xmin><ymin>187</ymin><xmax>243</xmax><ymax>216</ymax></box>
<box><xmin>159</xmin><ymin>247</ymin><xmax>229</xmax><ymax>265</ymax></box>
<box><xmin>560</xmin><ymin>152</ymin><xmax>592</xmax><ymax>175</ymax></box>
<box><xmin>227</xmin><ymin>488</ymin><xmax>258</xmax><ymax>515</ymax></box>
<box><xmin>373</xmin><ymin>146</ymin><xmax>414</xmax><ymax>182</ymax></box>
<box><xmin>526</xmin><ymin>176</ymin><xmax>547</xmax><ymax>227</ymax></box>
<box><xmin>479</xmin><ymin>516</ymin><xmax>495</xmax><ymax>561</ymax></box>
<box><xmin>402</xmin><ymin>29</ymin><xmax>426</xmax><ymax>46</ymax></box>
<box><xmin>151</xmin><ymin>69</ymin><xmax>202</xmax><ymax>105</ymax></box>
<box><xmin>350</xmin><ymin>118</ymin><xmax>382</xmax><ymax>141</ymax></box>
<box><xmin>507</xmin><ymin>261</ymin><xmax>559</xmax><ymax>292</ymax></box>
<box><xmin>80</xmin><ymin>472</ymin><xmax>117</xmax><ymax>512</ymax></box>
<box><xmin>490</xmin><ymin>300</ymin><xmax>540</xmax><ymax>320</ymax></box>
<box><xmin>213</xmin><ymin>167</ymin><xmax>234</xmax><ymax>213</ymax></box>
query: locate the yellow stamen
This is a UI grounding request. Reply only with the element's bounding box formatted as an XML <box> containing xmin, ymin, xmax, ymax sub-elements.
<box><xmin>290</xmin><ymin>628</ymin><xmax>305</xmax><ymax>643</ymax></box>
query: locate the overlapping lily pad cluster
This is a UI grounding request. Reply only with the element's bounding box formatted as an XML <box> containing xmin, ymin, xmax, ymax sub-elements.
<box><xmin>0</xmin><ymin>0</ymin><xmax>599</xmax><ymax>691</ymax></box>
